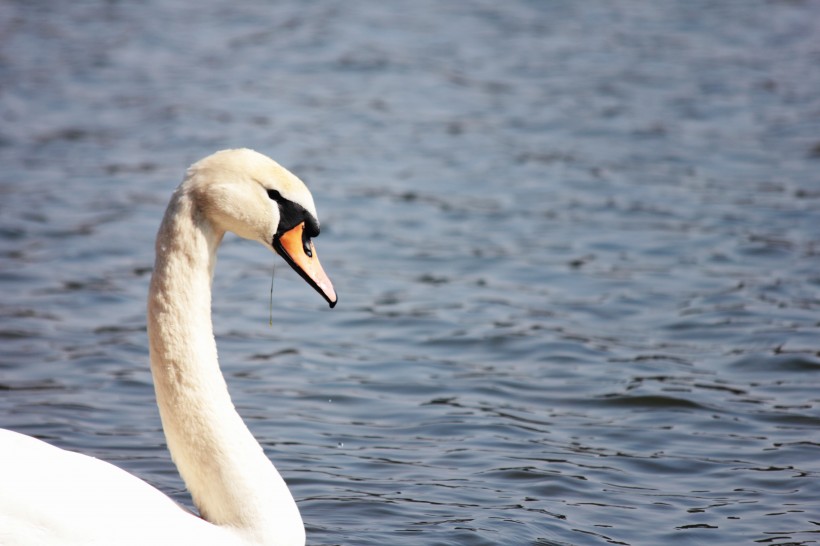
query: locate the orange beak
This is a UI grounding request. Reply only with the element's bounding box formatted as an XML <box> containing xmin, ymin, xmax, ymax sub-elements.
<box><xmin>273</xmin><ymin>222</ymin><xmax>337</xmax><ymax>308</ymax></box>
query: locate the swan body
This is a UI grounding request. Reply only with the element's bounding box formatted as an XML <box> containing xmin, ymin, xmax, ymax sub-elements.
<box><xmin>0</xmin><ymin>429</ymin><xmax>241</xmax><ymax>546</ymax></box>
<box><xmin>0</xmin><ymin>149</ymin><xmax>337</xmax><ymax>546</ymax></box>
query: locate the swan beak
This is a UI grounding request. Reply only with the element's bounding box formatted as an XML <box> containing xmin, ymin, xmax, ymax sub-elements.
<box><xmin>273</xmin><ymin>222</ymin><xmax>337</xmax><ymax>308</ymax></box>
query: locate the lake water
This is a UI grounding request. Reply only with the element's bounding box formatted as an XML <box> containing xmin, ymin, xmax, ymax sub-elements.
<box><xmin>1</xmin><ymin>1</ymin><xmax>819</xmax><ymax>545</ymax></box>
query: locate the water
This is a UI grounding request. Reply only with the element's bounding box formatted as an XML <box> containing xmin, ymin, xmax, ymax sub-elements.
<box><xmin>1</xmin><ymin>1</ymin><xmax>820</xmax><ymax>544</ymax></box>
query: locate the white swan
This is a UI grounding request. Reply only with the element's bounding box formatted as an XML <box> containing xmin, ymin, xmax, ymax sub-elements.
<box><xmin>0</xmin><ymin>149</ymin><xmax>337</xmax><ymax>546</ymax></box>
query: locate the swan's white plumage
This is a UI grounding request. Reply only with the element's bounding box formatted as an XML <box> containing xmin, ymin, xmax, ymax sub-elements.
<box><xmin>0</xmin><ymin>429</ymin><xmax>240</xmax><ymax>546</ymax></box>
<box><xmin>0</xmin><ymin>149</ymin><xmax>334</xmax><ymax>546</ymax></box>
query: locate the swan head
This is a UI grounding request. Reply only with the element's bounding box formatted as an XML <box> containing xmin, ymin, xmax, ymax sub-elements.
<box><xmin>185</xmin><ymin>148</ymin><xmax>337</xmax><ymax>307</ymax></box>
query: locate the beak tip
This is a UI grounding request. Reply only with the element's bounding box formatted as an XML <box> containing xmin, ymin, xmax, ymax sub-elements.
<box><xmin>328</xmin><ymin>298</ymin><xmax>337</xmax><ymax>309</ymax></box>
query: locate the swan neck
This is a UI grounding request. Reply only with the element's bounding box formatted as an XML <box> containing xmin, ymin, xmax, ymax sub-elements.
<box><xmin>146</xmin><ymin>186</ymin><xmax>304</xmax><ymax>545</ymax></box>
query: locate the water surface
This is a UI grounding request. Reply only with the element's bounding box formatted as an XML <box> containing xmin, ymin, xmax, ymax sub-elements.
<box><xmin>1</xmin><ymin>1</ymin><xmax>819</xmax><ymax>545</ymax></box>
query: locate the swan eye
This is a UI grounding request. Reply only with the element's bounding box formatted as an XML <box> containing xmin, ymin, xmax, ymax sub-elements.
<box><xmin>266</xmin><ymin>188</ymin><xmax>315</xmax><ymax>237</ymax></box>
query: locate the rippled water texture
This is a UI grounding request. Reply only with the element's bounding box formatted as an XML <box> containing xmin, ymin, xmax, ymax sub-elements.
<box><xmin>2</xmin><ymin>1</ymin><xmax>820</xmax><ymax>545</ymax></box>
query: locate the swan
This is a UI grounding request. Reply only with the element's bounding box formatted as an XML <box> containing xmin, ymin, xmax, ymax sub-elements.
<box><xmin>0</xmin><ymin>149</ymin><xmax>337</xmax><ymax>546</ymax></box>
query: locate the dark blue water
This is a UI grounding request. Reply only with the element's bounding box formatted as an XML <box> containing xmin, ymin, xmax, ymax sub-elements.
<box><xmin>2</xmin><ymin>1</ymin><xmax>820</xmax><ymax>544</ymax></box>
